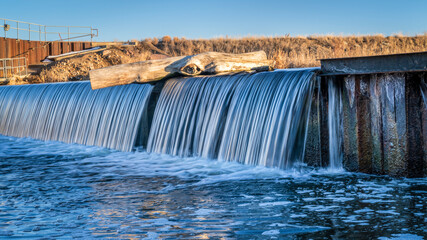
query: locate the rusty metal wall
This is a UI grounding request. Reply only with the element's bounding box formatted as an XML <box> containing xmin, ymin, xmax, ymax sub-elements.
<box><xmin>0</xmin><ymin>38</ymin><xmax>93</xmax><ymax>65</ymax></box>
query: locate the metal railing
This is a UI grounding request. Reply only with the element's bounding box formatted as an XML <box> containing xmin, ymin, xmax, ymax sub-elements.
<box><xmin>0</xmin><ymin>18</ymin><xmax>98</xmax><ymax>42</ymax></box>
<box><xmin>0</xmin><ymin>57</ymin><xmax>28</xmax><ymax>79</ymax></box>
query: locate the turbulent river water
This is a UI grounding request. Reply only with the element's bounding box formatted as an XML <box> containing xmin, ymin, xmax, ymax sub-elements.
<box><xmin>0</xmin><ymin>135</ymin><xmax>425</xmax><ymax>239</ymax></box>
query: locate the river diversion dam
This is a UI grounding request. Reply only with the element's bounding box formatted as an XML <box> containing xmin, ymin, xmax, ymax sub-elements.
<box><xmin>1</xmin><ymin>52</ymin><xmax>426</xmax><ymax>177</ymax></box>
<box><xmin>0</xmin><ymin>52</ymin><xmax>426</xmax><ymax>238</ymax></box>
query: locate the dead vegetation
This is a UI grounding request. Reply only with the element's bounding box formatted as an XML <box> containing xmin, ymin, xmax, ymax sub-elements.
<box><xmin>148</xmin><ymin>34</ymin><xmax>427</xmax><ymax>69</ymax></box>
<box><xmin>23</xmin><ymin>46</ymin><xmax>151</xmax><ymax>84</ymax></box>
<box><xmin>15</xmin><ymin>34</ymin><xmax>427</xmax><ymax>84</ymax></box>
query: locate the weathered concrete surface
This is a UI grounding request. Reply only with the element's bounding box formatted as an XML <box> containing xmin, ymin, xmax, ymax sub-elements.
<box><xmin>356</xmin><ymin>75</ymin><xmax>373</xmax><ymax>174</ymax></box>
<box><xmin>381</xmin><ymin>74</ymin><xmax>407</xmax><ymax>176</ymax></box>
<box><xmin>321</xmin><ymin>51</ymin><xmax>427</xmax><ymax>75</ymax></box>
<box><xmin>406</xmin><ymin>73</ymin><xmax>424</xmax><ymax>177</ymax></box>
<box><xmin>320</xmin><ymin>52</ymin><xmax>426</xmax><ymax>177</ymax></box>
<box><xmin>423</xmin><ymin>75</ymin><xmax>427</xmax><ymax>177</ymax></box>
<box><xmin>369</xmin><ymin>75</ymin><xmax>384</xmax><ymax>174</ymax></box>
<box><xmin>342</xmin><ymin>76</ymin><xmax>359</xmax><ymax>172</ymax></box>
<box><xmin>327</xmin><ymin>72</ymin><xmax>426</xmax><ymax>177</ymax></box>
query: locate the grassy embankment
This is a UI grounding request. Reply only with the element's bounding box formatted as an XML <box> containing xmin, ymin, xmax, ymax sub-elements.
<box><xmin>151</xmin><ymin>34</ymin><xmax>427</xmax><ymax>69</ymax></box>
<box><xmin>22</xmin><ymin>34</ymin><xmax>427</xmax><ymax>84</ymax></box>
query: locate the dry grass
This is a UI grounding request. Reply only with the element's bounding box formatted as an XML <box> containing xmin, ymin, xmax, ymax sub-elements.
<box><xmin>13</xmin><ymin>34</ymin><xmax>427</xmax><ymax>85</ymax></box>
<box><xmin>144</xmin><ymin>34</ymin><xmax>427</xmax><ymax>68</ymax></box>
<box><xmin>22</xmin><ymin>46</ymin><xmax>151</xmax><ymax>84</ymax></box>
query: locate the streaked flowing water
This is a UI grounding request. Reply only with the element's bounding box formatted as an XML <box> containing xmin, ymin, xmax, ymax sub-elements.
<box><xmin>328</xmin><ymin>78</ymin><xmax>343</xmax><ymax>169</ymax></box>
<box><xmin>148</xmin><ymin>69</ymin><xmax>316</xmax><ymax>169</ymax></box>
<box><xmin>147</xmin><ymin>74</ymin><xmax>244</xmax><ymax>158</ymax></box>
<box><xmin>0</xmin><ymin>82</ymin><xmax>153</xmax><ymax>151</ymax></box>
<box><xmin>218</xmin><ymin>70</ymin><xmax>314</xmax><ymax>168</ymax></box>
<box><xmin>0</xmin><ymin>136</ymin><xmax>425</xmax><ymax>239</ymax></box>
<box><xmin>421</xmin><ymin>79</ymin><xmax>427</xmax><ymax>109</ymax></box>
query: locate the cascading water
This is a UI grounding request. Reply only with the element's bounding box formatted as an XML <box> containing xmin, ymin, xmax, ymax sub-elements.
<box><xmin>421</xmin><ymin>79</ymin><xmax>427</xmax><ymax>109</ymax></box>
<box><xmin>0</xmin><ymin>69</ymin><xmax>328</xmax><ymax>169</ymax></box>
<box><xmin>218</xmin><ymin>70</ymin><xmax>315</xmax><ymax>168</ymax></box>
<box><xmin>328</xmin><ymin>78</ymin><xmax>343</xmax><ymax>169</ymax></box>
<box><xmin>147</xmin><ymin>74</ymin><xmax>244</xmax><ymax>158</ymax></box>
<box><xmin>148</xmin><ymin>69</ymin><xmax>317</xmax><ymax>169</ymax></box>
<box><xmin>0</xmin><ymin>81</ymin><xmax>153</xmax><ymax>151</ymax></box>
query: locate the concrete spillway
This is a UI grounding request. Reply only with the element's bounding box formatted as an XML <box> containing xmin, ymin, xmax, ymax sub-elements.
<box><xmin>0</xmin><ymin>82</ymin><xmax>153</xmax><ymax>151</ymax></box>
<box><xmin>0</xmin><ymin>52</ymin><xmax>426</xmax><ymax>177</ymax></box>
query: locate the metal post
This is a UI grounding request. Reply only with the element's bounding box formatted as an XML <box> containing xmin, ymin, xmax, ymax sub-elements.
<box><xmin>1</xmin><ymin>60</ymin><xmax>4</xmax><ymax>78</ymax></box>
<box><xmin>29</xmin><ymin>24</ymin><xmax>31</xmax><ymax>41</ymax></box>
<box><xmin>16</xmin><ymin>22</ymin><xmax>19</xmax><ymax>40</ymax></box>
<box><xmin>3</xmin><ymin>20</ymin><xmax>6</xmax><ymax>38</ymax></box>
<box><xmin>68</xmin><ymin>26</ymin><xmax>70</xmax><ymax>52</ymax></box>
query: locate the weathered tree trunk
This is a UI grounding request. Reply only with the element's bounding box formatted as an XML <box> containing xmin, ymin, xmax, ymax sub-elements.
<box><xmin>89</xmin><ymin>51</ymin><xmax>274</xmax><ymax>89</ymax></box>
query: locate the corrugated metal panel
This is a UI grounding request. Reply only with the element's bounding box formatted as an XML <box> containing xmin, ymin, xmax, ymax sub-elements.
<box><xmin>0</xmin><ymin>38</ymin><xmax>93</xmax><ymax>65</ymax></box>
<box><xmin>0</xmin><ymin>39</ymin><xmax>5</xmax><ymax>58</ymax></box>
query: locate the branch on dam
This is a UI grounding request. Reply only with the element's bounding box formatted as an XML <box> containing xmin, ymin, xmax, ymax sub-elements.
<box><xmin>89</xmin><ymin>51</ymin><xmax>274</xmax><ymax>89</ymax></box>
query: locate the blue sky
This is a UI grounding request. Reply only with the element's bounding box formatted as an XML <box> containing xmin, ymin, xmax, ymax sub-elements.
<box><xmin>1</xmin><ymin>0</ymin><xmax>426</xmax><ymax>41</ymax></box>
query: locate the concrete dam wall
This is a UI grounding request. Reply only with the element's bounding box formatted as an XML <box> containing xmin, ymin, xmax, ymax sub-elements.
<box><xmin>318</xmin><ymin>52</ymin><xmax>427</xmax><ymax>177</ymax></box>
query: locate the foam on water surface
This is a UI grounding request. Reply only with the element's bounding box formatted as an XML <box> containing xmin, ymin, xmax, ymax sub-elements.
<box><xmin>0</xmin><ymin>135</ymin><xmax>426</xmax><ymax>239</ymax></box>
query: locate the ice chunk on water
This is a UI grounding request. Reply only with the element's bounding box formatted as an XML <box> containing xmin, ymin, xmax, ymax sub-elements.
<box><xmin>262</xmin><ymin>229</ymin><xmax>280</xmax><ymax>235</ymax></box>
<box><xmin>378</xmin><ymin>233</ymin><xmax>424</xmax><ymax>240</ymax></box>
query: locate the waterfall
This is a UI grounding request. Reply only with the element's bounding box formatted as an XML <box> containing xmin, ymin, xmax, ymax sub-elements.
<box><xmin>0</xmin><ymin>81</ymin><xmax>153</xmax><ymax>151</ymax></box>
<box><xmin>148</xmin><ymin>69</ymin><xmax>316</xmax><ymax>169</ymax></box>
<box><xmin>147</xmin><ymin>74</ymin><xmax>244</xmax><ymax>157</ymax></box>
<box><xmin>218</xmin><ymin>70</ymin><xmax>315</xmax><ymax>168</ymax></box>
<box><xmin>0</xmin><ymin>69</ymin><xmax>325</xmax><ymax>169</ymax></box>
<box><xmin>328</xmin><ymin>78</ymin><xmax>343</xmax><ymax>169</ymax></box>
<box><xmin>421</xmin><ymin>79</ymin><xmax>427</xmax><ymax>110</ymax></box>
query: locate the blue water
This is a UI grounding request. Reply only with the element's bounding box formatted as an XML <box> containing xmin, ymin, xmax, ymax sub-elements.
<box><xmin>0</xmin><ymin>135</ymin><xmax>425</xmax><ymax>239</ymax></box>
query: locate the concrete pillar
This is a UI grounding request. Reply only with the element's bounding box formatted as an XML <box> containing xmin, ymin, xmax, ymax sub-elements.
<box><xmin>423</xmin><ymin>74</ymin><xmax>427</xmax><ymax>177</ymax></box>
<box><xmin>356</xmin><ymin>75</ymin><xmax>373</xmax><ymax>173</ymax></box>
<box><xmin>380</xmin><ymin>73</ymin><xmax>407</xmax><ymax>177</ymax></box>
<box><xmin>342</xmin><ymin>75</ymin><xmax>359</xmax><ymax>171</ymax></box>
<box><xmin>369</xmin><ymin>75</ymin><xmax>384</xmax><ymax>174</ymax></box>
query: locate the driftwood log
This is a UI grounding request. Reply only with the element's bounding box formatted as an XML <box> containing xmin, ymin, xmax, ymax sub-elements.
<box><xmin>89</xmin><ymin>51</ymin><xmax>274</xmax><ymax>89</ymax></box>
